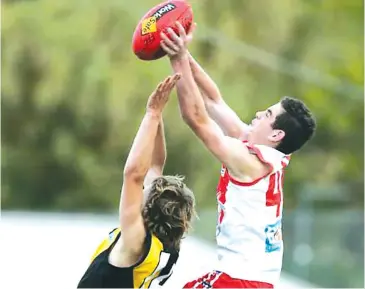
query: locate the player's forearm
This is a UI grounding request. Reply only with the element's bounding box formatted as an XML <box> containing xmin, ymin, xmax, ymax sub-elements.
<box><xmin>124</xmin><ymin>113</ymin><xmax>160</xmax><ymax>181</ymax></box>
<box><xmin>189</xmin><ymin>53</ymin><xmax>249</xmax><ymax>139</ymax></box>
<box><xmin>171</xmin><ymin>55</ymin><xmax>209</xmax><ymax>126</ymax></box>
<box><xmin>188</xmin><ymin>52</ymin><xmax>222</xmax><ymax>103</ymax></box>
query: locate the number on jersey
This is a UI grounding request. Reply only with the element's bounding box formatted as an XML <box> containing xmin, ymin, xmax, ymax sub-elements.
<box><xmin>265</xmin><ymin>171</ymin><xmax>283</xmax><ymax>217</ymax></box>
<box><xmin>216</xmin><ymin>165</ymin><xmax>229</xmax><ymax>236</ymax></box>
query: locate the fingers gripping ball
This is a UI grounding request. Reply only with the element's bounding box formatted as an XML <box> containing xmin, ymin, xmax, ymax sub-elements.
<box><xmin>132</xmin><ymin>0</ymin><xmax>193</xmax><ymax>61</ymax></box>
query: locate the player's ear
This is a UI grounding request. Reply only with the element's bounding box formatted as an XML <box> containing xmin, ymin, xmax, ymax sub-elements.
<box><xmin>268</xmin><ymin>129</ymin><xmax>285</xmax><ymax>142</ymax></box>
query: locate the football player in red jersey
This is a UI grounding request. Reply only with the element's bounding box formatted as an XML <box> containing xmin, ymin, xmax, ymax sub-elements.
<box><xmin>160</xmin><ymin>22</ymin><xmax>316</xmax><ymax>288</ymax></box>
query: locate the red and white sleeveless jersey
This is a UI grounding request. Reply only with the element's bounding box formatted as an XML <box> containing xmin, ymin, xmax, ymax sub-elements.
<box><xmin>215</xmin><ymin>142</ymin><xmax>290</xmax><ymax>286</ymax></box>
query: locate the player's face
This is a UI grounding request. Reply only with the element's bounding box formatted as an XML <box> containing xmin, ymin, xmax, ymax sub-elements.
<box><xmin>247</xmin><ymin>102</ymin><xmax>286</xmax><ymax>146</ymax></box>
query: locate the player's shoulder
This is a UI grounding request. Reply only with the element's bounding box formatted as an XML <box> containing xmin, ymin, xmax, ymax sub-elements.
<box><xmin>245</xmin><ymin>143</ymin><xmax>290</xmax><ymax>169</ymax></box>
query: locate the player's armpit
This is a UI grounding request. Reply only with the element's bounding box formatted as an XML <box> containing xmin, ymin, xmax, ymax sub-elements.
<box><xmin>110</xmin><ymin>221</ymin><xmax>146</xmax><ymax>263</ymax></box>
<box><xmin>188</xmin><ymin>118</ymin><xmax>270</xmax><ymax>180</ymax></box>
<box><xmin>225</xmin><ymin>139</ymin><xmax>272</xmax><ymax>181</ymax></box>
<box><xmin>144</xmin><ymin>166</ymin><xmax>162</xmax><ymax>188</ymax></box>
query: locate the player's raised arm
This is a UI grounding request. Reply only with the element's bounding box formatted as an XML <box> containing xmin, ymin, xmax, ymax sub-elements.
<box><xmin>161</xmin><ymin>24</ymin><xmax>268</xmax><ymax>180</ymax></box>
<box><xmin>143</xmin><ymin>118</ymin><xmax>167</xmax><ymax>187</ymax></box>
<box><xmin>119</xmin><ymin>74</ymin><xmax>180</xmax><ymax>253</ymax></box>
<box><xmin>187</xmin><ymin>52</ymin><xmax>249</xmax><ymax>140</ymax></box>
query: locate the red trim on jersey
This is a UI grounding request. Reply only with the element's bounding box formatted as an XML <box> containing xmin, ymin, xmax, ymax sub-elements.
<box><xmin>229</xmin><ymin>174</ymin><xmax>266</xmax><ymax>186</ymax></box>
<box><xmin>217</xmin><ymin>166</ymin><xmax>229</xmax><ymax>225</ymax></box>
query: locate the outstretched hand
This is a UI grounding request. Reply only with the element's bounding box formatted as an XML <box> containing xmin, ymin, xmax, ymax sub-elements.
<box><xmin>147</xmin><ymin>73</ymin><xmax>181</xmax><ymax>116</ymax></box>
<box><xmin>160</xmin><ymin>21</ymin><xmax>196</xmax><ymax>60</ymax></box>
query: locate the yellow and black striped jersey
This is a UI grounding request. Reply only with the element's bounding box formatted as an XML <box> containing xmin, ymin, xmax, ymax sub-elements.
<box><xmin>77</xmin><ymin>228</ymin><xmax>179</xmax><ymax>288</ymax></box>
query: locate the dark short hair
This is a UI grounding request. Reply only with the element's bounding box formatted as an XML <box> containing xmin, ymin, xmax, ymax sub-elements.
<box><xmin>272</xmin><ymin>97</ymin><xmax>316</xmax><ymax>154</ymax></box>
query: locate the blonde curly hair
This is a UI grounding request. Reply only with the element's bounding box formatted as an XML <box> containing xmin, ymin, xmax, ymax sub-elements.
<box><xmin>142</xmin><ymin>175</ymin><xmax>196</xmax><ymax>251</ymax></box>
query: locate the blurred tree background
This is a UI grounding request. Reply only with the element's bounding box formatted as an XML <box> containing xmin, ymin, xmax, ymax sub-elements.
<box><xmin>2</xmin><ymin>0</ymin><xmax>364</xmax><ymax>287</ymax></box>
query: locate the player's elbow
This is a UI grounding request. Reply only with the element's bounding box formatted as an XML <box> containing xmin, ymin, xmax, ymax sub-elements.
<box><xmin>186</xmin><ymin>119</ymin><xmax>203</xmax><ymax>134</ymax></box>
<box><xmin>180</xmin><ymin>110</ymin><xmax>192</xmax><ymax>125</ymax></box>
<box><xmin>180</xmin><ymin>109</ymin><xmax>207</xmax><ymax>129</ymax></box>
<box><xmin>181</xmin><ymin>113</ymin><xmax>201</xmax><ymax>132</ymax></box>
<box><xmin>123</xmin><ymin>166</ymin><xmax>145</xmax><ymax>184</ymax></box>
